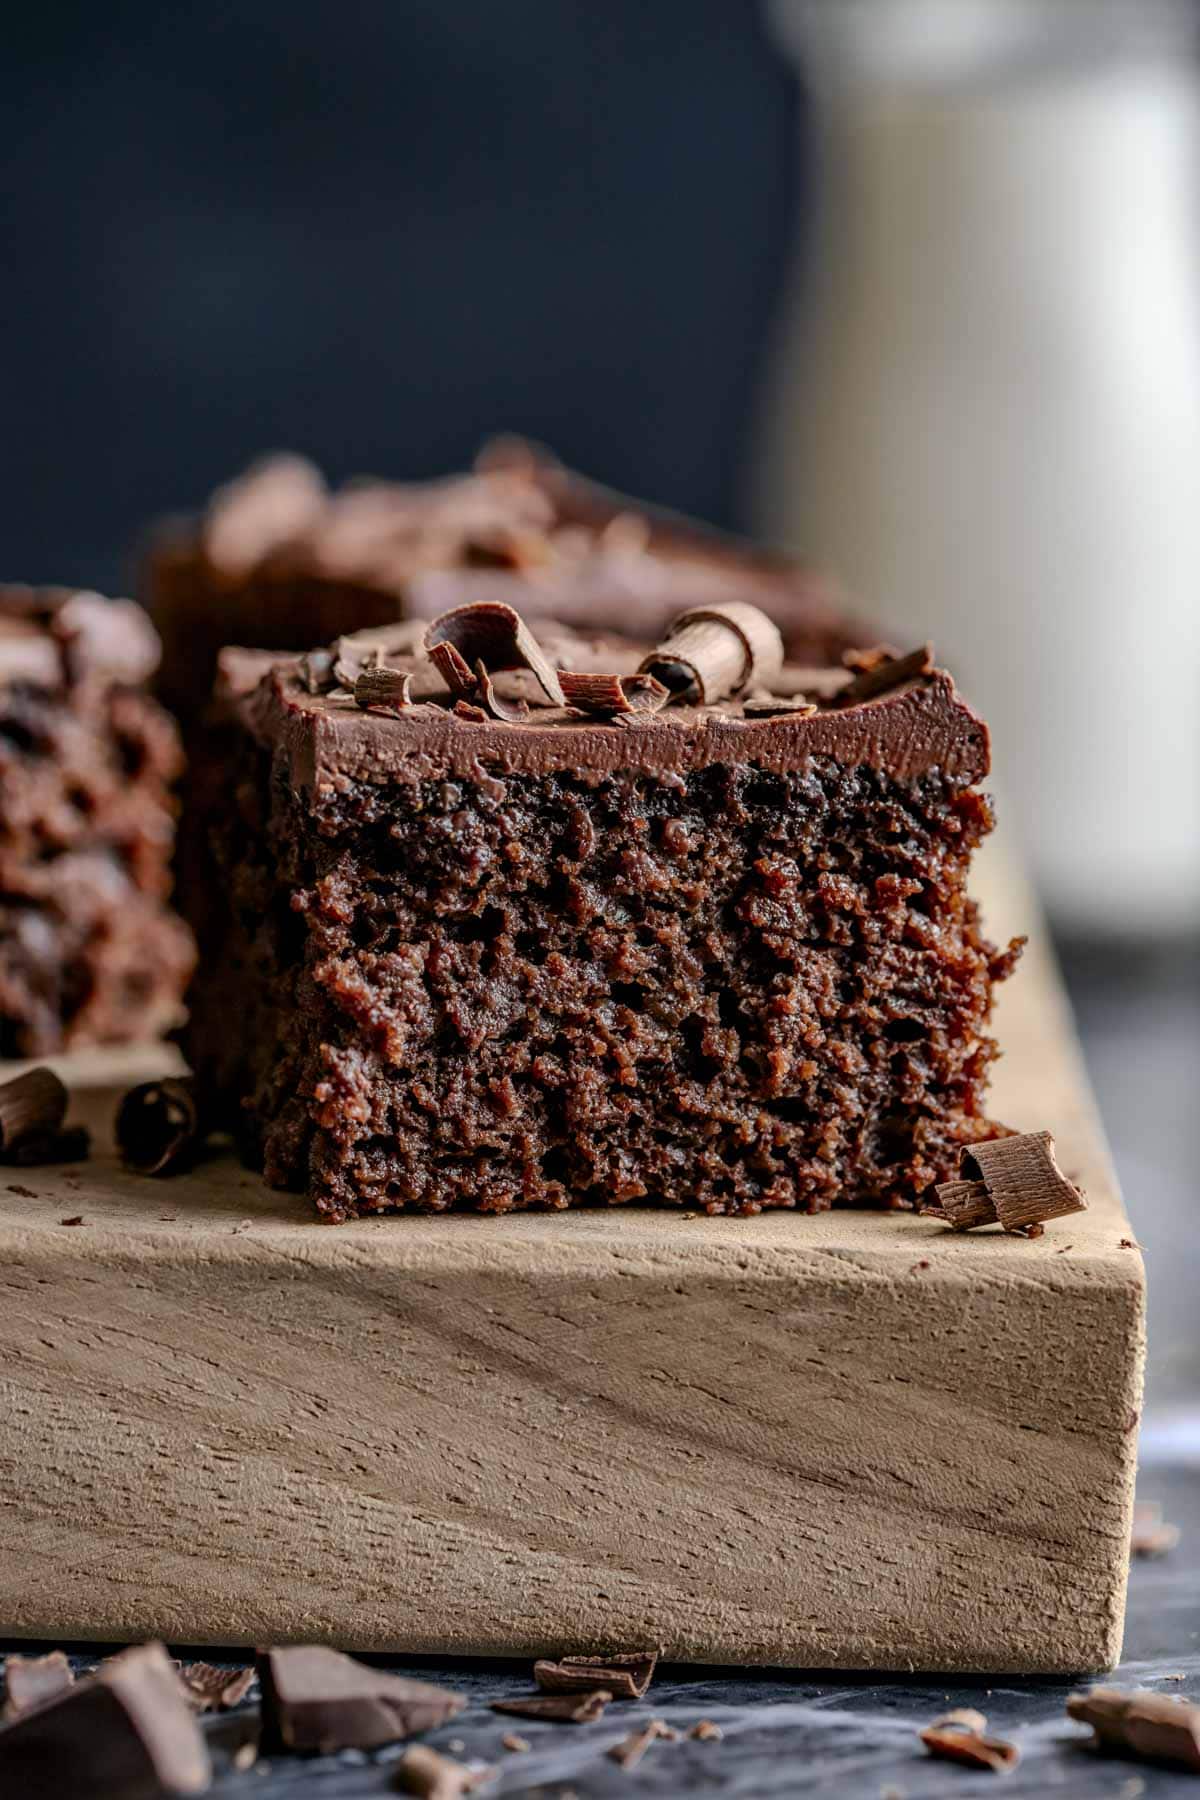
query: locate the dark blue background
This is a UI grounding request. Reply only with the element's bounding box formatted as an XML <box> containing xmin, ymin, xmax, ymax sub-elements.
<box><xmin>0</xmin><ymin>1</ymin><xmax>805</xmax><ymax>592</ymax></box>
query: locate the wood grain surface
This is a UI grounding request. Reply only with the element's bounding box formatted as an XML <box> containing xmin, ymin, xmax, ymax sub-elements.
<box><xmin>0</xmin><ymin>841</ymin><xmax>1145</xmax><ymax>1673</ymax></box>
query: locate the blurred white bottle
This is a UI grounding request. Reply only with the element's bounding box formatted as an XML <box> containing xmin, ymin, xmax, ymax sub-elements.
<box><xmin>760</xmin><ymin>0</ymin><xmax>1200</xmax><ymax>935</ymax></box>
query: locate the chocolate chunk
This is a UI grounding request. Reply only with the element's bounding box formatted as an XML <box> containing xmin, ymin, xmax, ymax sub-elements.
<box><xmin>606</xmin><ymin>1718</ymin><xmax>673</xmax><ymax>1770</ymax></box>
<box><xmin>933</xmin><ymin>1131</ymin><xmax>1086</xmax><ymax>1234</ymax></box>
<box><xmin>559</xmin><ymin>669</ymin><xmax>668</xmax><ymax>717</ymax></box>
<box><xmin>257</xmin><ymin>1645</ymin><xmax>465</xmax><ymax>1753</ymax></box>
<box><xmin>535</xmin><ymin>1649</ymin><xmax>658</xmax><ymax>1701</ymax></box>
<box><xmin>116</xmin><ymin>1079</ymin><xmax>205</xmax><ymax>1177</ymax></box>
<box><xmin>177</xmin><ymin>1662</ymin><xmax>254</xmax><ymax>1712</ymax></box>
<box><xmin>491</xmin><ymin>1690</ymin><xmax>613</xmax><ymax>1724</ymax></box>
<box><xmin>1</xmin><ymin>1650</ymin><xmax>74</xmax><ymax>1721</ymax></box>
<box><xmin>690</xmin><ymin>1718</ymin><xmax>723</xmax><ymax>1740</ymax></box>
<box><xmin>640</xmin><ymin>602</ymin><xmax>783</xmax><ymax>704</ymax></box>
<box><xmin>919</xmin><ymin>1717</ymin><xmax>1019</xmax><ymax>1772</ymax></box>
<box><xmin>425</xmin><ymin>600</ymin><xmax>566</xmax><ymax>708</ymax></box>
<box><xmin>838</xmin><ymin>642</ymin><xmax>934</xmax><ymax>704</ymax></box>
<box><xmin>0</xmin><ymin>1068</ymin><xmax>68</xmax><ymax>1156</ymax></box>
<box><xmin>393</xmin><ymin>1744</ymin><xmax>492</xmax><ymax>1797</ymax></box>
<box><xmin>354</xmin><ymin>667</ymin><xmax>415</xmax><ymax>713</ymax></box>
<box><xmin>1067</xmin><ymin>1687</ymin><xmax>1200</xmax><ymax>1772</ymax></box>
<box><xmin>0</xmin><ymin>1640</ymin><xmax>211</xmax><ymax>1798</ymax></box>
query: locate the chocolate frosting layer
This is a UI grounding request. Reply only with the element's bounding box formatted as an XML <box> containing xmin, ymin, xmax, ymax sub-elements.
<box><xmin>239</xmin><ymin>646</ymin><xmax>989</xmax><ymax>793</ymax></box>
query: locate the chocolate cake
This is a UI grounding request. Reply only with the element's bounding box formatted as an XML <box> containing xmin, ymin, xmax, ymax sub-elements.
<box><xmin>142</xmin><ymin>440</ymin><xmax>861</xmax><ymax>723</ymax></box>
<box><xmin>184</xmin><ymin>601</ymin><xmax>1020</xmax><ymax>1222</ymax></box>
<box><xmin>0</xmin><ymin>588</ymin><xmax>194</xmax><ymax>1055</ymax></box>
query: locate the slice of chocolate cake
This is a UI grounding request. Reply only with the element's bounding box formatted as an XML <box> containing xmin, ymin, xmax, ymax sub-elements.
<box><xmin>184</xmin><ymin>601</ymin><xmax>1019</xmax><ymax>1222</ymax></box>
<box><xmin>142</xmin><ymin>443</ymin><xmax>861</xmax><ymax>724</ymax></box>
<box><xmin>0</xmin><ymin>588</ymin><xmax>194</xmax><ymax>1055</ymax></box>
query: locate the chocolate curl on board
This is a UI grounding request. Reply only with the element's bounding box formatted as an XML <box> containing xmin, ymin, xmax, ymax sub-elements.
<box><xmin>932</xmin><ymin>1131</ymin><xmax>1086</xmax><ymax>1234</ymax></box>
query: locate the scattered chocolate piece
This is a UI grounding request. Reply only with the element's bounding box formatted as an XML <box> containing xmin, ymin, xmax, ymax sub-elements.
<box><xmin>257</xmin><ymin>1646</ymin><xmax>465</xmax><ymax>1754</ymax></box>
<box><xmin>298</xmin><ymin>646</ymin><xmax>338</xmax><ymax>694</ymax></box>
<box><xmin>1131</xmin><ymin>1501</ymin><xmax>1181</xmax><ymax>1558</ymax></box>
<box><xmin>1</xmin><ymin>1650</ymin><xmax>74</xmax><ymax>1720</ymax></box>
<box><xmin>500</xmin><ymin>1733</ymin><xmax>530</xmax><ymax>1753</ymax></box>
<box><xmin>0</xmin><ymin>1067</ymin><xmax>67</xmax><ymax>1157</ymax></box>
<box><xmin>491</xmin><ymin>1690</ymin><xmax>613</xmax><ymax>1724</ymax></box>
<box><xmin>843</xmin><ymin>643</ymin><xmax>900</xmax><ymax>674</ymax></box>
<box><xmin>919</xmin><ymin>1709</ymin><xmax>1019</xmax><ymax>1773</ymax></box>
<box><xmin>1067</xmin><ymin>1688</ymin><xmax>1200</xmax><ymax>1772</ymax></box>
<box><xmin>690</xmin><ymin>1718</ymin><xmax>723</xmax><ymax>1741</ymax></box>
<box><xmin>178</xmin><ymin>1661</ymin><xmax>255</xmax><ymax>1712</ymax></box>
<box><xmin>535</xmin><ymin>1649</ymin><xmax>658</xmax><ymax>1701</ymax></box>
<box><xmin>393</xmin><ymin>1745</ymin><xmax>491</xmax><ymax>1797</ymax></box>
<box><xmin>933</xmin><ymin>1131</ymin><xmax>1086</xmax><ymax>1234</ymax></box>
<box><xmin>116</xmin><ymin>1078</ymin><xmax>206</xmax><ymax>1177</ymax></box>
<box><xmin>231</xmin><ymin>1737</ymin><xmax>258</xmax><ymax>1771</ymax></box>
<box><xmin>639</xmin><ymin>602</ymin><xmax>783</xmax><ymax>704</ymax></box>
<box><xmin>60</xmin><ymin>1215</ymin><xmax>85</xmax><ymax>1226</ymax></box>
<box><xmin>354</xmin><ymin>667</ymin><xmax>414</xmax><ymax>713</ymax></box>
<box><xmin>6</xmin><ymin>1183</ymin><xmax>36</xmax><ymax>1198</ymax></box>
<box><xmin>838</xmin><ymin>642</ymin><xmax>934</xmax><ymax>704</ymax></box>
<box><xmin>607</xmin><ymin>1718</ymin><xmax>673</xmax><ymax>1770</ymax></box>
<box><xmin>741</xmin><ymin>693</ymin><xmax>817</xmax><ymax>717</ymax></box>
<box><xmin>0</xmin><ymin>1640</ymin><xmax>211</xmax><ymax>1798</ymax></box>
<box><xmin>452</xmin><ymin>698</ymin><xmax>487</xmax><ymax>722</ymax></box>
<box><xmin>6</xmin><ymin>1124</ymin><xmax>90</xmax><ymax>1166</ymax></box>
<box><xmin>559</xmin><ymin>669</ymin><xmax>669</xmax><ymax>717</ymax></box>
<box><xmin>474</xmin><ymin>661</ymin><xmax>529</xmax><ymax>723</ymax></box>
<box><xmin>425</xmin><ymin>600</ymin><xmax>566</xmax><ymax>707</ymax></box>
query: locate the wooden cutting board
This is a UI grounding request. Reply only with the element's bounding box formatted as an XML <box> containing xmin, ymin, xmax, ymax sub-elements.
<box><xmin>0</xmin><ymin>840</ymin><xmax>1144</xmax><ymax>1673</ymax></box>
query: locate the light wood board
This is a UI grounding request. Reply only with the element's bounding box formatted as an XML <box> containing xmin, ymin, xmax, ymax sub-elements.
<box><xmin>0</xmin><ymin>840</ymin><xmax>1145</xmax><ymax>1673</ymax></box>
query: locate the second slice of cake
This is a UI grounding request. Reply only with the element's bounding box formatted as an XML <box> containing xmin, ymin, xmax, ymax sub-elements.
<box><xmin>185</xmin><ymin>605</ymin><xmax>1020</xmax><ymax>1221</ymax></box>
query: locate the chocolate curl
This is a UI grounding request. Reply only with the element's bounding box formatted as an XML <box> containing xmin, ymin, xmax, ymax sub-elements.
<box><xmin>839</xmin><ymin>642</ymin><xmax>934</xmax><ymax>704</ymax></box>
<box><xmin>535</xmin><ymin>1649</ymin><xmax>657</xmax><ymax>1700</ymax></box>
<box><xmin>474</xmin><ymin>661</ymin><xmax>529</xmax><ymax>723</ymax></box>
<box><xmin>1067</xmin><ymin>1688</ymin><xmax>1200</xmax><ymax>1772</ymax></box>
<box><xmin>639</xmin><ymin>601</ymin><xmax>783</xmax><ymax>704</ymax></box>
<box><xmin>1</xmin><ymin>1651</ymin><xmax>74</xmax><ymax>1721</ymax></box>
<box><xmin>559</xmin><ymin>669</ymin><xmax>668</xmax><ymax>717</ymax></box>
<box><xmin>933</xmin><ymin>1130</ymin><xmax>1086</xmax><ymax>1234</ymax></box>
<box><xmin>115</xmin><ymin>1078</ymin><xmax>206</xmax><ymax>1177</ymax></box>
<box><xmin>424</xmin><ymin>601</ymin><xmax>566</xmax><ymax>707</ymax></box>
<box><xmin>0</xmin><ymin>1068</ymin><xmax>68</xmax><ymax>1156</ymax></box>
<box><xmin>354</xmin><ymin>667</ymin><xmax>414</xmax><ymax>713</ymax></box>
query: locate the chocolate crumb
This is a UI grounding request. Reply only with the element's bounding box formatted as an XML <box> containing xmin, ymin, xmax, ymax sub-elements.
<box><xmin>500</xmin><ymin>1733</ymin><xmax>530</xmax><ymax>1753</ymax></box>
<box><xmin>178</xmin><ymin>1660</ymin><xmax>255</xmax><ymax>1712</ymax></box>
<box><xmin>1131</xmin><ymin>1501</ymin><xmax>1180</xmax><ymax>1558</ymax></box>
<box><xmin>6</xmin><ymin>1124</ymin><xmax>90</xmax><ymax>1166</ymax></box>
<box><xmin>607</xmin><ymin>1718</ymin><xmax>673</xmax><ymax>1770</ymax></box>
<box><xmin>59</xmin><ymin>1215</ymin><xmax>85</xmax><ymax>1227</ymax></box>
<box><xmin>1120</xmin><ymin>1238</ymin><xmax>1139</xmax><ymax>1250</ymax></box>
<box><xmin>6</xmin><ymin>1184</ymin><xmax>36</xmax><ymax>1199</ymax></box>
<box><xmin>0</xmin><ymin>1067</ymin><xmax>68</xmax><ymax>1157</ymax></box>
<box><xmin>491</xmin><ymin>1690</ymin><xmax>612</xmax><ymax>1724</ymax></box>
<box><xmin>535</xmin><ymin>1649</ymin><xmax>657</xmax><ymax>1701</ymax></box>
<box><xmin>690</xmin><ymin>1719</ymin><xmax>723</xmax><ymax>1741</ymax></box>
<box><xmin>1067</xmin><ymin>1687</ymin><xmax>1200</xmax><ymax>1771</ymax></box>
<box><xmin>919</xmin><ymin>1711</ymin><xmax>1019</xmax><ymax>1773</ymax></box>
<box><xmin>393</xmin><ymin>1744</ymin><xmax>492</xmax><ymax>1797</ymax></box>
<box><xmin>116</xmin><ymin>1078</ymin><xmax>206</xmax><ymax>1177</ymax></box>
<box><xmin>258</xmin><ymin>1645</ymin><xmax>465</xmax><ymax>1753</ymax></box>
<box><xmin>2</xmin><ymin>1649</ymin><xmax>74</xmax><ymax>1720</ymax></box>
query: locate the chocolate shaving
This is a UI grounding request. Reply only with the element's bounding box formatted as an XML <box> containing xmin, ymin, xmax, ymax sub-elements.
<box><xmin>690</xmin><ymin>1718</ymin><xmax>723</xmax><ymax>1740</ymax></box>
<box><xmin>258</xmin><ymin>1645</ymin><xmax>465</xmax><ymax>1754</ymax></box>
<box><xmin>559</xmin><ymin>669</ymin><xmax>668</xmax><ymax>717</ymax></box>
<box><xmin>453</xmin><ymin>698</ymin><xmax>487</xmax><ymax>722</ymax></box>
<box><xmin>475</xmin><ymin>661</ymin><xmax>529</xmax><ymax>723</ymax></box>
<box><xmin>491</xmin><ymin>1690</ymin><xmax>613</xmax><ymax>1724</ymax></box>
<box><xmin>1067</xmin><ymin>1687</ymin><xmax>1200</xmax><ymax>1772</ymax></box>
<box><xmin>393</xmin><ymin>1745</ymin><xmax>493</xmax><ymax>1797</ymax></box>
<box><xmin>1131</xmin><ymin>1500</ymin><xmax>1180</xmax><ymax>1558</ymax></box>
<box><xmin>298</xmin><ymin>647</ymin><xmax>338</xmax><ymax>694</ymax></box>
<box><xmin>838</xmin><ymin>643</ymin><xmax>934</xmax><ymax>704</ymax></box>
<box><xmin>7</xmin><ymin>1125</ymin><xmax>90</xmax><ymax>1167</ymax></box>
<box><xmin>0</xmin><ymin>1068</ymin><xmax>67</xmax><ymax>1156</ymax></box>
<box><xmin>933</xmin><ymin>1131</ymin><xmax>1086</xmax><ymax>1234</ymax></box>
<box><xmin>116</xmin><ymin>1078</ymin><xmax>206</xmax><ymax>1177</ymax></box>
<box><xmin>2</xmin><ymin>1651</ymin><xmax>74</xmax><ymax>1721</ymax></box>
<box><xmin>741</xmin><ymin>693</ymin><xmax>817</xmax><ymax>717</ymax></box>
<box><xmin>355</xmin><ymin>667</ymin><xmax>415</xmax><ymax>713</ymax></box>
<box><xmin>920</xmin><ymin>1718</ymin><xmax>1019</xmax><ymax>1772</ymax></box>
<box><xmin>177</xmin><ymin>1661</ymin><xmax>254</xmax><ymax>1713</ymax></box>
<box><xmin>639</xmin><ymin>601</ymin><xmax>783</xmax><ymax>705</ymax></box>
<box><xmin>425</xmin><ymin>600</ymin><xmax>566</xmax><ymax>707</ymax></box>
<box><xmin>0</xmin><ymin>1641</ymin><xmax>211</xmax><ymax>1798</ymax></box>
<box><xmin>535</xmin><ymin>1649</ymin><xmax>657</xmax><ymax>1701</ymax></box>
<box><xmin>607</xmin><ymin>1718</ymin><xmax>673</xmax><ymax>1770</ymax></box>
